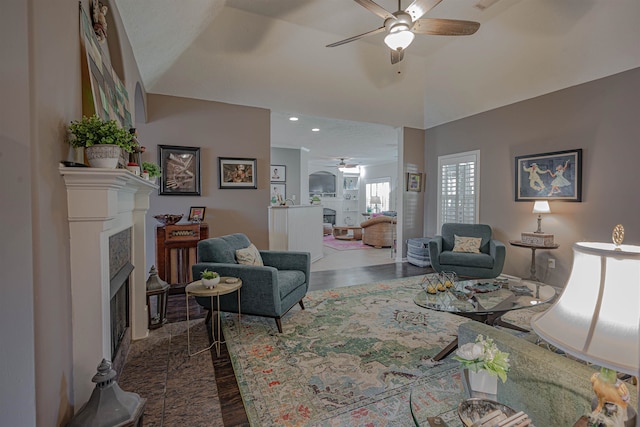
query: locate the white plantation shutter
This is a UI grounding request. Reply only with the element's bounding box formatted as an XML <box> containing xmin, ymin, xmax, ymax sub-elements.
<box><xmin>366</xmin><ymin>178</ymin><xmax>391</xmax><ymax>212</ymax></box>
<box><xmin>437</xmin><ymin>151</ymin><xmax>479</xmax><ymax>229</ymax></box>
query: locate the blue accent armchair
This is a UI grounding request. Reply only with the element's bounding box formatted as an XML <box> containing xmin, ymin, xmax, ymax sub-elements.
<box><xmin>428</xmin><ymin>223</ymin><xmax>506</xmax><ymax>279</ymax></box>
<box><xmin>191</xmin><ymin>233</ymin><xmax>310</xmax><ymax>333</ymax></box>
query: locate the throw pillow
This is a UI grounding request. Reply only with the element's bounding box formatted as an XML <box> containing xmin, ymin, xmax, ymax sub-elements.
<box><xmin>235</xmin><ymin>243</ymin><xmax>264</xmax><ymax>266</ymax></box>
<box><xmin>452</xmin><ymin>235</ymin><xmax>482</xmax><ymax>253</ymax></box>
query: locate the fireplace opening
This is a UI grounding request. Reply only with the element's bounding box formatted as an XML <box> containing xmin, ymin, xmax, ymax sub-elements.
<box><xmin>109</xmin><ymin>228</ymin><xmax>133</xmax><ymax>373</ymax></box>
<box><xmin>323</xmin><ymin>208</ymin><xmax>336</xmax><ymax>225</ymax></box>
<box><xmin>110</xmin><ymin>263</ymin><xmax>133</xmax><ymax>358</ymax></box>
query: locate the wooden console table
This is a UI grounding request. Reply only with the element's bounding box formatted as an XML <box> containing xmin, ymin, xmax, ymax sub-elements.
<box><xmin>156</xmin><ymin>223</ymin><xmax>209</xmax><ymax>294</ymax></box>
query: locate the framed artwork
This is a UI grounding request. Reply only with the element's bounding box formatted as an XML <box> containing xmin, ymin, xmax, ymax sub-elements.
<box><xmin>515</xmin><ymin>149</ymin><xmax>582</xmax><ymax>201</ymax></box>
<box><xmin>271</xmin><ymin>183</ymin><xmax>286</xmax><ymax>201</ymax></box>
<box><xmin>158</xmin><ymin>145</ymin><xmax>201</xmax><ymax>196</ymax></box>
<box><xmin>188</xmin><ymin>206</ymin><xmax>206</xmax><ymax>222</ymax></box>
<box><xmin>219</xmin><ymin>157</ymin><xmax>257</xmax><ymax>189</ymax></box>
<box><xmin>270</xmin><ymin>165</ymin><xmax>286</xmax><ymax>182</ymax></box>
<box><xmin>79</xmin><ymin>5</ymin><xmax>132</xmax><ymax>130</ymax></box>
<box><xmin>407</xmin><ymin>172</ymin><xmax>422</xmax><ymax>192</ymax></box>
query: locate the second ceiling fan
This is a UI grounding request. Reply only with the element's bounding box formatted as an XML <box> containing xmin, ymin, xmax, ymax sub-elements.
<box><xmin>327</xmin><ymin>0</ymin><xmax>480</xmax><ymax>64</ymax></box>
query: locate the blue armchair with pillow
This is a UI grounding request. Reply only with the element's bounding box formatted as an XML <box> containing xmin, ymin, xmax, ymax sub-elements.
<box><xmin>428</xmin><ymin>223</ymin><xmax>505</xmax><ymax>279</ymax></box>
<box><xmin>191</xmin><ymin>233</ymin><xmax>310</xmax><ymax>333</ymax></box>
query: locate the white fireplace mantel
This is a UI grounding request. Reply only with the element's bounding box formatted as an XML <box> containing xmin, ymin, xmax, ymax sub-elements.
<box><xmin>59</xmin><ymin>165</ymin><xmax>156</xmax><ymax>406</ymax></box>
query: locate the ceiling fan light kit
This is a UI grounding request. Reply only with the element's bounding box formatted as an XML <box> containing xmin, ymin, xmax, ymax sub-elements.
<box><xmin>384</xmin><ymin>26</ymin><xmax>414</xmax><ymax>51</ymax></box>
<box><xmin>327</xmin><ymin>0</ymin><xmax>480</xmax><ymax>64</ymax></box>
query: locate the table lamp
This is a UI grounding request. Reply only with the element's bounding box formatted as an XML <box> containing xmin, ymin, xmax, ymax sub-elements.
<box><xmin>370</xmin><ymin>195</ymin><xmax>381</xmax><ymax>213</ymax></box>
<box><xmin>532</xmin><ymin>200</ymin><xmax>551</xmax><ymax>233</ymax></box>
<box><xmin>531</xmin><ymin>225</ymin><xmax>639</xmax><ymax>426</ymax></box>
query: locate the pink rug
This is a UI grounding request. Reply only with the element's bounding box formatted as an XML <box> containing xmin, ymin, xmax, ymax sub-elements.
<box><xmin>323</xmin><ymin>235</ymin><xmax>372</xmax><ymax>251</ymax></box>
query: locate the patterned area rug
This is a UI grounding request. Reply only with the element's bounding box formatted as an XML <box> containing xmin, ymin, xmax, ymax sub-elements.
<box><xmin>222</xmin><ymin>276</ymin><xmax>472</xmax><ymax>426</ymax></box>
<box><xmin>322</xmin><ymin>235</ymin><xmax>372</xmax><ymax>251</ymax></box>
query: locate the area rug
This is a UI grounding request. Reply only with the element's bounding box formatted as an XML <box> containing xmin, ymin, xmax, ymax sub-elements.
<box><xmin>222</xmin><ymin>276</ymin><xmax>472</xmax><ymax>426</ymax></box>
<box><xmin>322</xmin><ymin>234</ymin><xmax>372</xmax><ymax>251</ymax></box>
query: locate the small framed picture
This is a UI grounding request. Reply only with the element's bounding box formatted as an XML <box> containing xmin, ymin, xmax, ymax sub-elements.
<box><xmin>270</xmin><ymin>165</ymin><xmax>286</xmax><ymax>182</ymax></box>
<box><xmin>188</xmin><ymin>206</ymin><xmax>206</xmax><ymax>222</ymax></box>
<box><xmin>158</xmin><ymin>145</ymin><xmax>201</xmax><ymax>196</ymax></box>
<box><xmin>219</xmin><ymin>157</ymin><xmax>257</xmax><ymax>189</ymax></box>
<box><xmin>515</xmin><ymin>149</ymin><xmax>582</xmax><ymax>201</ymax></box>
<box><xmin>407</xmin><ymin>172</ymin><xmax>422</xmax><ymax>192</ymax></box>
<box><xmin>270</xmin><ymin>183</ymin><xmax>286</xmax><ymax>202</ymax></box>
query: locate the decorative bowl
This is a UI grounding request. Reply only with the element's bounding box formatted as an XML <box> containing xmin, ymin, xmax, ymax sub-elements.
<box><xmin>458</xmin><ymin>398</ymin><xmax>518</xmax><ymax>427</ymax></box>
<box><xmin>154</xmin><ymin>214</ymin><xmax>183</xmax><ymax>226</ymax></box>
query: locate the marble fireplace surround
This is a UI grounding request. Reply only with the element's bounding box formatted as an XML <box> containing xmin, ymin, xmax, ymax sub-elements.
<box><xmin>59</xmin><ymin>166</ymin><xmax>156</xmax><ymax>407</ymax></box>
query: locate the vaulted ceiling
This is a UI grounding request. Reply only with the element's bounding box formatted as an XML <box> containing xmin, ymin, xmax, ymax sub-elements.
<box><xmin>115</xmin><ymin>0</ymin><xmax>640</xmax><ymax>166</ymax></box>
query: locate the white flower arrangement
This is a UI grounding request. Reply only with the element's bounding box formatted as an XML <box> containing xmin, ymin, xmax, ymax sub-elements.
<box><xmin>453</xmin><ymin>335</ymin><xmax>511</xmax><ymax>383</ymax></box>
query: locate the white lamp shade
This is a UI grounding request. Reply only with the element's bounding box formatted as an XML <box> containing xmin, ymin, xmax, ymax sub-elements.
<box><xmin>384</xmin><ymin>29</ymin><xmax>415</xmax><ymax>51</ymax></box>
<box><xmin>532</xmin><ymin>200</ymin><xmax>551</xmax><ymax>214</ymax></box>
<box><xmin>370</xmin><ymin>196</ymin><xmax>382</xmax><ymax>204</ymax></box>
<box><xmin>531</xmin><ymin>242</ymin><xmax>640</xmax><ymax>376</ymax></box>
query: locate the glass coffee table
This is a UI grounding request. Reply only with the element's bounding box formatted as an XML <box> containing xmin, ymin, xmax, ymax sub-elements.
<box><xmin>414</xmin><ymin>275</ymin><xmax>556</xmax><ymax>361</ymax></box>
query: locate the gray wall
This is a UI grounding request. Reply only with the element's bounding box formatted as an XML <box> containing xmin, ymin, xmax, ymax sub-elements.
<box><xmin>1</xmin><ymin>0</ymin><xmax>147</xmax><ymax>424</ymax></box>
<box><xmin>1</xmin><ymin>1</ymin><xmax>36</xmax><ymax>425</ymax></box>
<box><xmin>425</xmin><ymin>68</ymin><xmax>640</xmax><ymax>287</ymax></box>
<box><xmin>138</xmin><ymin>94</ymin><xmax>271</xmax><ymax>271</ymax></box>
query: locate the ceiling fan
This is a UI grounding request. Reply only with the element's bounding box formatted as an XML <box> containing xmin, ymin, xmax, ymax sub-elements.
<box><xmin>336</xmin><ymin>158</ymin><xmax>359</xmax><ymax>169</ymax></box>
<box><xmin>326</xmin><ymin>0</ymin><xmax>480</xmax><ymax>64</ymax></box>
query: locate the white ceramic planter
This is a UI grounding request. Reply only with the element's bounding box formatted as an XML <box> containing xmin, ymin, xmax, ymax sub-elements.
<box><xmin>202</xmin><ymin>276</ymin><xmax>220</xmax><ymax>289</ymax></box>
<box><xmin>85</xmin><ymin>144</ymin><xmax>121</xmax><ymax>168</ymax></box>
<box><xmin>468</xmin><ymin>369</ymin><xmax>498</xmax><ymax>396</ymax></box>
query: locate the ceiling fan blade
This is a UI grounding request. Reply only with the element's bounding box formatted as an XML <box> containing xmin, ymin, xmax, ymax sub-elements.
<box><xmin>326</xmin><ymin>26</ymin><xmax>386</xmax><ymax>47</ymax></box>
<box><xmin>412</xmin><ymin>18</ymin><xmax>480</xmax><ymax>35</ymax></box>
<box><xmin>405</xmin><ymin>0</ymin><xmax>443</xmax><ymax>21</ymax></box>
<box><xmin>354</xmin><ymin>0</ymin><xmax>394</xmax><ymax>20</ymax></box>
<box><xmin>390</xmin><ymin>48</ymin><xmax>404</xmax><ymax>64</ymax></box>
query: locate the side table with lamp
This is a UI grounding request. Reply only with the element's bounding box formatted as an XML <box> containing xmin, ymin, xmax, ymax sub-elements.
<box><xmin>511</xmin><ymin>200</ymin><xmax>558</xmax><ymax>281</ymax></box>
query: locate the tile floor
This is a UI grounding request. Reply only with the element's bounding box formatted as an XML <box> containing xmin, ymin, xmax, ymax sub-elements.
<box><xmin>118</xmin><ymin>319</ymin><xmax>223</xmax><ymax>427</ymax></box>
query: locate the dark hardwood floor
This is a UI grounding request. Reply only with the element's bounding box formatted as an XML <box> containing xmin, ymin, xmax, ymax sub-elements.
<box><xmin>164</xmin><ymin>261</ymin><xmax>432</xmax><ymax>426</ymax></box>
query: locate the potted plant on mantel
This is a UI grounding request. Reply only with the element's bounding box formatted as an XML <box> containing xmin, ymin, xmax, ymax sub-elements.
<box><xmin>141</xmin><ymin>161</ymin><xmax>161</xmax><ymax>182</ymax></box>
<box><xmin>67</xmin><ymin>114</ymin><xmax>137</xmax><ymax>168</ymax></box>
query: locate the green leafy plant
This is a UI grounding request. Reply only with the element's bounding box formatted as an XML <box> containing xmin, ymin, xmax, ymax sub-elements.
<box><xmin>67</xmin><ymin>114</ymin><xmax>136</xmax><ymax>152</ymax></box>
<box><xmin>201</xmin><ymin>269</ymin><xmax>219</xmax><ymax>280</ymax></box>
<box><xmin>142</xmin><ymin>161</ymin><xmax>161</xmax><ymax>178</ymax></box>
<box><xmin>453</xmin><ymin>334</ymin><xmax>511</xmax><ymax>382</ymax></box>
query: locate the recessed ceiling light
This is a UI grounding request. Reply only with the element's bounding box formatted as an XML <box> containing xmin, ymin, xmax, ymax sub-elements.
<box><xmin>289</xmin><ymin>117</ymin><xmax>299</xmax><ymax>121</ymax></box>
<box><xmin>312</xmin><ymin>128</ymin><xmax>320</xmax><ymax>132</ymax></box>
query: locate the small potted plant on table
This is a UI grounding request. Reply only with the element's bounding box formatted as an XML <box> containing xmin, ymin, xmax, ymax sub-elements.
<box><xmin>201</xmin><ymin>269</ymin><xmax>220</xmax><ymax>289</ymax></box>
<box><xmin>67</xmin><ymin>114</ymin><xmax>137</xmax><ymax>168</ymax></box>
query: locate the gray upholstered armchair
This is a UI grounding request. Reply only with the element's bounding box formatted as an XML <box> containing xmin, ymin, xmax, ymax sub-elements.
<box><xmin>191</xmin><ymin>233</ymin><xmax>310</xmax><ymax>333</ymax></box>
<box><xmin>428</xmin><ymin>223</ymin><xmax>505</xmax><ymax>279</ymax></box>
